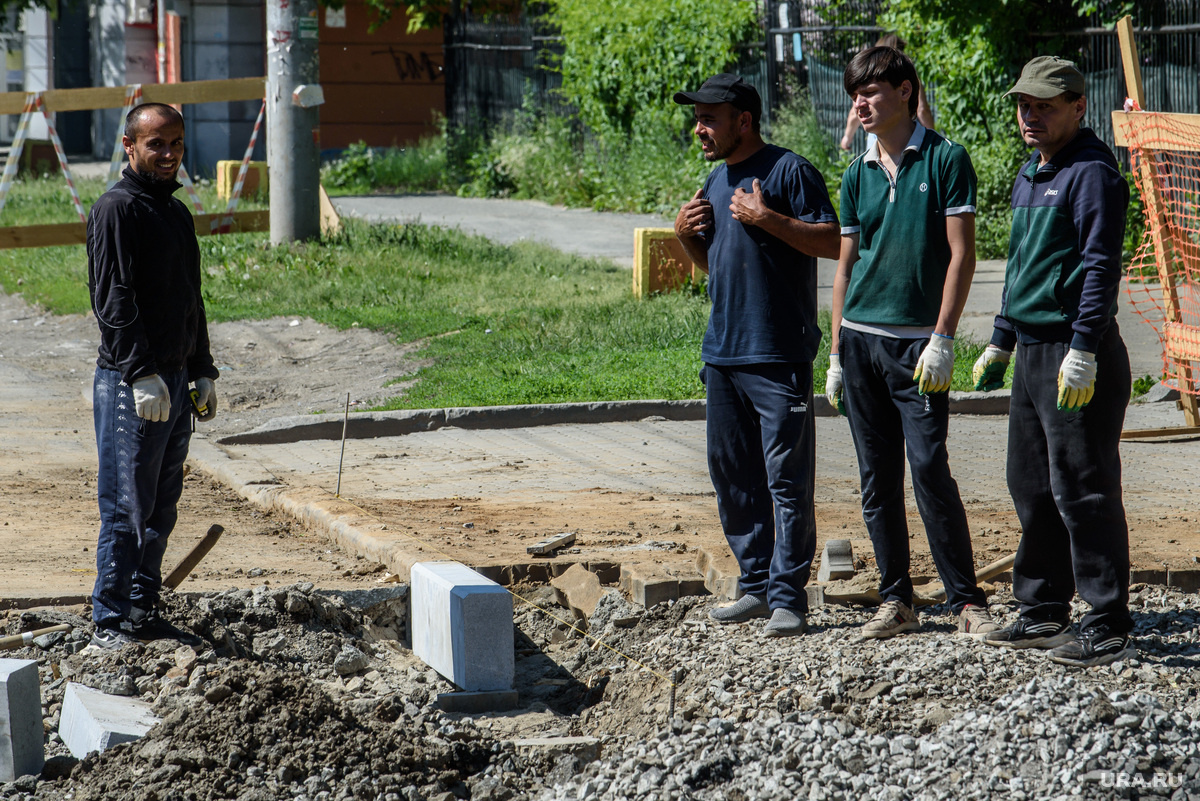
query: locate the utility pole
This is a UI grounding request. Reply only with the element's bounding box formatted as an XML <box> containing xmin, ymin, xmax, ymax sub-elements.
<box><xmin>267</xmin><ymin>0</ymin><xmax>323</xmax><ymax>243</ymax></box>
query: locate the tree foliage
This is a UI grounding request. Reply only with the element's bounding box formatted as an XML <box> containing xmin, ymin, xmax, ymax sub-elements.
<box><xmin>547</xmin><ymin>0</ymin><xmax>759</xmax><ymax>135</ymax></box>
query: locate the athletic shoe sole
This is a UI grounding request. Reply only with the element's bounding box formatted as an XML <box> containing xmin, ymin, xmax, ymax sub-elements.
<box><xmin>985</xmin><ymin>631</ymin><xmax>1075</xmax><ymax>649</ymax></box>
<box><xmin>860</xmin><ymin>620</ymin><xmax>921</xmax><ymax>640</ymax></box>
<box><xmin>1050</xmin><ymin>646</ymin><xmax>1137</xmax><ymax>668</ymax></box>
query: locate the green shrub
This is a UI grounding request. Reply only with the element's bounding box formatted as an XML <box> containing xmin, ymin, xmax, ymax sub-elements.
<box><xmin>321</xmin><ymin>130</ymin><xmax>449</xmax><ymax>194</ymax></box>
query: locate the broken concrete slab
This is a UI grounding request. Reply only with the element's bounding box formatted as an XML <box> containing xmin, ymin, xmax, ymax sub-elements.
<box><xmin>818</xmin><ymin>539</ymin><xmax>855</xmax><ymax>582</ymax></box>
<box><xmin>0</xmin><ymin>659</ymin><xmax>43</xmax><ymax>782</ymax></box>
<box><xmin>59</xmin><ymin>682</ymin><xmax>159</xmax><ymax>759</ymax></box>
<box><xmin>551</xmin><ymin>564</ymin><xmax>604</xmax><ymax>622</ymax></box>
<box><xmin>411</xmin><ymin>562</ymin><xmax>514</xmax><ymax>692</ymax></box>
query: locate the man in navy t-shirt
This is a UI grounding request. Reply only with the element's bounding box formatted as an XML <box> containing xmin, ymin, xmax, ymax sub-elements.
<box><xmin>674</xmin><ymin>73</ymin><xmax>839</xmax><ymax>637</ymax></box>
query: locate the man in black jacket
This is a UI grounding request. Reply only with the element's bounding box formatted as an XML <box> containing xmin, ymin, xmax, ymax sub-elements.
<box><xmin>87</xmin><ymin>103</ymin><xmax>217</xmax><ymax>650</ymax></box>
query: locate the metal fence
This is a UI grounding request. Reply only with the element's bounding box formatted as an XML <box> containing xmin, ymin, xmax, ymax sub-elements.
<box><xmin>443</xmin><ymin>1</ymin><xmax>1200</xmax><ymax>155</ymax></box>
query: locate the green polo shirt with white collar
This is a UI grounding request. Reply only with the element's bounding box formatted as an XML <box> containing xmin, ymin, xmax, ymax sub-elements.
<box><xmin>839</xmin><ymin>123</ymin><xmax>977</xmax><ymax>328</ymax></box>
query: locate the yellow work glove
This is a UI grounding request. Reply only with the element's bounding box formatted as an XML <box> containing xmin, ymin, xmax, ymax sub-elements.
<box><xmin>1057</xmin><ymin>348</ymin><xmax>1097</xmax><ymax>412</ymax></box>
<box><xmin>913</xmin><ymin>334</ymin><xmax>955</xmax><ymax>395</ymax></box>
<box><xmin>972</xmin><ymin>345</ymin><xmax>1011</xmax><ymax>391</ymax></box>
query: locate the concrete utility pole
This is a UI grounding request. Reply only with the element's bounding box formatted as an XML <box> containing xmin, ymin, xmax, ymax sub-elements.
<box><xmin>267</xmin><ymin>0</ymin><xmax>323</xmax><ymax>244</ymax></box>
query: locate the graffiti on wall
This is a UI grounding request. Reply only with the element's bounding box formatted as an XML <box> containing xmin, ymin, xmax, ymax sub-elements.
<box><xmin>371</xmin><ymin>46</ymin><xmax>442</xmax><ymax>82</ymax></box>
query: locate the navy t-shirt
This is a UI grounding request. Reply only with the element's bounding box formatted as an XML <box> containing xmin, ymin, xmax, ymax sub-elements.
<box><xmin>700</xmin><ymin>144</ymin><xmax>838</xmax><ymax>365</ymax></box>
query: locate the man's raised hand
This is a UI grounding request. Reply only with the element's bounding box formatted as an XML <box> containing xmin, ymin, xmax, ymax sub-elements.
<box><xmin>675</xmin><ymin>188</ymin><xmax>713</xmax><ymax>239</ymax></box>
<box><xmin>730</xmin><ymin>178</ymin><xmax>769</xmax><ymax>227</ymax></box>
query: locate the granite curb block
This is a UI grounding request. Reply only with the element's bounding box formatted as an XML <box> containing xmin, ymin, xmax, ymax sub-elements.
<box><xmin>217</xmin><ymin>392</ymin><xmax>1012</xmax><ymax>446</ymax></box>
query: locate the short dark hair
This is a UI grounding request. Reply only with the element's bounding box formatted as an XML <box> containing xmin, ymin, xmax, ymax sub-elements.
<box><xmin>124</xmin><ymin>103</ymin><xmax>184</xmax><ymax>139</ymax></box>
<box><xmin>844</xmin><ymin>46</ymin><xmax>920</xmax><ymax>118</ymax></box>
<box><xmin>1062</xmin><ymin>90</ymin><xmax>1083</xmax><ymax>103</ymax></box>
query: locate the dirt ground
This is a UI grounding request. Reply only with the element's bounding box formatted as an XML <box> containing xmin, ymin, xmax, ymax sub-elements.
<box><xmin>0</xmin><ymin>286</ymin><xmax>1197</xmax><ymax>612</ymax></box>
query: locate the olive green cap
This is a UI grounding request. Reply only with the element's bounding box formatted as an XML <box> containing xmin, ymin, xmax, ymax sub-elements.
<box><xmin>1005</xmin><ymin>56</ymin><xmax>1085</xmax><ymax>99</ymax></box>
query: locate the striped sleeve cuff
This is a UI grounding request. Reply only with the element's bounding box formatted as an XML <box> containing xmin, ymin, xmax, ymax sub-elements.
<box><xmin>840</xmin><ymin>225</ymin><xmax>861</xmax><ymax>235</ymax></box>
<box><xmin>945</xmin><ymin>205</ymin><xmax>976</xmax><ymax>216</ymax></box>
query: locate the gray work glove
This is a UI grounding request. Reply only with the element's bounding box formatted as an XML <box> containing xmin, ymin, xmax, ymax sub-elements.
<box><xmin>192</xmin><ymin>377</ymin><xmax>218</xmax><ymax>422</ymax></box>
<box><xmin>132</xmin><ymin>374</ymin><xmax>171</xmax><ymax>422</ymax></box>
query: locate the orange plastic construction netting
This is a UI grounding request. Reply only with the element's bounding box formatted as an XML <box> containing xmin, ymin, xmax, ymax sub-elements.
<box><xmin>1118</xmin><ymin>110</ymin><xmax>1200</xmax><ymax>397</ymax></box>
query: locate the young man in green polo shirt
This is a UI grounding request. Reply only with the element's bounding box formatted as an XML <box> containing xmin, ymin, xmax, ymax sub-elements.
<box><xmin>826</xmin><ymin>45</ymin><xmax>997</xmax><ymax>640</ymax></box>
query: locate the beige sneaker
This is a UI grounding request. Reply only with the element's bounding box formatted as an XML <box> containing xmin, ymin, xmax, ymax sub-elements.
<box><xmin>957</xmin><ymin>604</ymin><xmax>1001</xmax><ymax>639</ymax></box>
<box><xmin>860</xmin><ymin>599</ymin><xmax>920</xmax><ymax>639</ymax></box>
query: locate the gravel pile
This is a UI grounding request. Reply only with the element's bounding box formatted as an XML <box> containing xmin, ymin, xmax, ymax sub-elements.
<box><xmin>1</xmin><ymin>580</ymin><xmax>1197</xmax><ymax>800</ymax></box>
<box><xmin>543</xmin><ymin>582</ymin><xmax>1200</xmax><ymax>800</ymax></box>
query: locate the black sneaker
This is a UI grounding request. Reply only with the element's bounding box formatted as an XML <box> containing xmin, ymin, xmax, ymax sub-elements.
<box><xmin>983</xmin><ymin>616</ymin><xmax>1074</xmax><ymax>650</ymax></box>
<box><xmin>130</xmin><ymin>608</ymin><xmax>202</xmax><ymax>647</ymax></box>
<box><xmin>88</xmin><ymin>626</ymin><xmax>137</xmax><ymax>650</ymax></box>
<box><xmin>1049</xmin><ymin>627</ymin><xmax>1135</xmax><ymax>667</ymax></box>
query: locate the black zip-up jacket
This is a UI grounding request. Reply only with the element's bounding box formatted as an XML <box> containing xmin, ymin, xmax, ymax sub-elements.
<box><xmin>87</xmin><ymin>167</ymin><xmax>218</xmax><ymax>385</ymax></box>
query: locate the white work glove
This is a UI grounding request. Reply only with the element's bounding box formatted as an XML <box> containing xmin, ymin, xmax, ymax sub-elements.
<box><xmin>192</xmin><ymin>377</ymin><xmax>218</xmax><ymax>422</ymax></box>
<box><xmin>1057</xmin><ymin>348</ymin><xmax>1097</xmax><ymax>412</ymax></box>
<box><xmin>131</xmin><ymin>374</ymin><xmax>171</xmax><ymax>422</ymax></box>
<box><xmin>825</xmin><ymin>354</ymin><xmax>845</xmax><ymax>416</ymax></box>
<box><xmin>972</xmin><ymin>345</ymin><xmax>1012</xmax><ymax>392</ymax></box>
<box><xmin>913</xmin><ymin>334</ymin><xmax>955</xmax><ymax>395</ymax></box>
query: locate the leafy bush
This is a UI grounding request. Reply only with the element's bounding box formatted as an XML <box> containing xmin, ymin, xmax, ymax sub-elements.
<box><xmin>769</xmin><ymin>84</ymin><xmax>853</xmax><ymax>214</ymax></box>
<box><xmin>548</xmin><ymin>0</ymin><xmax>759</xmax><ymax>135</ymax></box>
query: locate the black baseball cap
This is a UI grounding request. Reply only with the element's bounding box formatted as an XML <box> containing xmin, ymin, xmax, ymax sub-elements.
<box><xmin>674</xmin><ymin>73</ymin><xmax>762</xmax><ymax>120</ymax></box>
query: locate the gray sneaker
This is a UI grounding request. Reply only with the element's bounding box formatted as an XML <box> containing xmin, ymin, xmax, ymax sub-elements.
<box><xmin>709</xmin><ymin>594</ymin><xmax>769</xmax><ymax>624</ymax></box>
<box><xmin>763</xmin><ymin>607</ymin><xmax>807</xmax><ymax>637</ymax></box>
<box><xmin>860</xmin><ymin>599</ymin><xmax>921</xmax><ymax>639</ymax></box>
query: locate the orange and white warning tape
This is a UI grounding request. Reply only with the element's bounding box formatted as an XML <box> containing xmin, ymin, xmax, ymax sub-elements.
<box><xmin>35</xmin><ymin>95</ymin><xmax>86</xmax><ymax>223</ymax></box>
<box><xmin>216</xmin><ymin>98</ymin><xmax>267</xmax><ymax>233</ymax></box>
<box><xmin>0</xmin><ymin>93</ymin><xmax>40</xmax><ymax>219</ymax></box>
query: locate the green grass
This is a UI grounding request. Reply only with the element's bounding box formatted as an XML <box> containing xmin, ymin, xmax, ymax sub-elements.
<box><xmin>197</xmin><ymin>220</ymin><xmax>711</xmax><ymax>409</ymax></box>
<box><xmin>1</xmin><ymin>175</ymin><xmax>998</xmax><ymax>409</ymax></box>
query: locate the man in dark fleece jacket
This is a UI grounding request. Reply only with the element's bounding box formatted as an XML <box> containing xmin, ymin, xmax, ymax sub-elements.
<box><xmin>86</xmin><ymin>103</ymin><xmax>217</xmax><ymax>650</ymax></box>
<box><xmin>974</xmin><ymin>57</ymin><xmax>1135</xmax><ymax>668</ymax></box>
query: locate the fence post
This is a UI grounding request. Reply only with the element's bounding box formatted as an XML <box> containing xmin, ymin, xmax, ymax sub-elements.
<box><xmin>267</xmin><ymin>0</ymin><xmax>322</xmax><ymax>244</ymax></box>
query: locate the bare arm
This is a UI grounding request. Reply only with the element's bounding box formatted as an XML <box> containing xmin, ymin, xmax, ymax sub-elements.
<box><xmin>830</xmin><ymin>233</ymin><xmax>858</xmax><ymax>352</ymax></box>
<box><xmin>935</xmin><ymin>213</ymin><xmax>976</xmax><ymax>336</ymax></box>
<box><xmin>917</xmin><ymin>85</ymin><xmax>935</xmax><ymax>131</ymax></box>
<box><xmin>729</xmin><ymin>179</ymin><xmax>841</xmax><ymax>260</ymax></box>
<box><xmin>841</xmin><ymin>104</ymin><xmax>860</xmax><ymax>151</ymax></box>
<box><xmin>674</xmin><ymin>188</ymin><xmax>713</xmax><ymax>273</ymax></box>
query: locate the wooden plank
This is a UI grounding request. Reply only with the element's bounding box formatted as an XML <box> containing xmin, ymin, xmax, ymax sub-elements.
<box><xmin>0</xmin><ymin>209</ymin><xmax>269</xmax><ymax>249</ymax></box>
<box><xmin>321</xmin><ymin>84</ymin><xmax>444</xmax><ymax>124</ymax></box>
<box><xmin>0</xmin><ymin>77</ymin><xmax>265</xmax><ymax>115</ymax></box>
<box><xmin>0</xmin><ymin>222</ymin><xmax>86</xmax><ymax>249</ymax></box>
<box><xmin>1111</xmin><ymin>111</ymin><xmax>1200</xmax><ymax>152</ymax></box>
<box><xmin>1117</xmin><ymin>15</ymin><xmax>1145</xmax><ymax>107</ymax></box>
<box><xmin>1121</xmin><ymin>425</ymin><xmax>1200</xmax><ymax>440</ymax></box>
